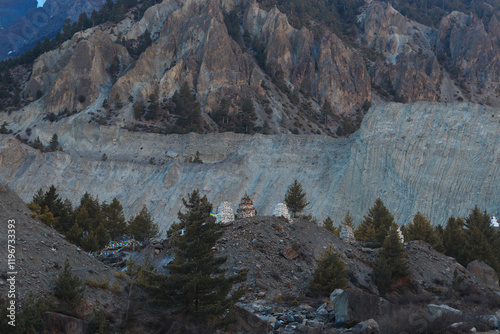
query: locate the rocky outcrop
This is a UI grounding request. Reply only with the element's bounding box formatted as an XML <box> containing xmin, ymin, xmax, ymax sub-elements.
<box><xmin>361</xmin><ymin>2</ymin><xmax>441</xmax><ymax>102</ymax></box>
<box><xmin>26</xmin><ymin>28</ymin><xmax>131</xmax><ymax>113</ymax></box>
<box><xmin>244</xmin><ymin>0</ymin><xmax>371</xmax><ymax>112</ymax></box>
<box><xmin>0</xmin><ymin>101</ymin><xmax>498</xmax><ymax>230</ymax></box>
<box><xmin>467</xmin><ymin>260</ymin><xmax>499</xmax><ymax>288</ymax></box>
<box><xmin>43</xmin><ymin>312</ymin><xmax>89</xmax><ymax>334</ymax></box>
<box><xmin>333</xmin><ymin>289</ymin><xmax>388</xmax><ymax>327</ymax></box>
<box><xmin>437</xmin><ymin>11</ymin><xmax>500</xmax><ymax>106</ymax></box>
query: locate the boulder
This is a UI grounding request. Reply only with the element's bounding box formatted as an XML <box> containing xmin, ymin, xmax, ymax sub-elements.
<box><xmin>351</xmin><ymin>319</ymin><xmax>380</xmax><ymax>334</ymax></box>
<box><xmin>43</xmin><ymin>312</ymin><xmax>89</xmax><ymax>334</ymax></box>
<box><xmin>427</xmin><ymin>304</ymin><xmax>461</xmax><ymax>319</ymax></box>
<box><xmin>333</xmin><ymin>289</ymin><xmax>384</xmax><ymax>327</ymax></box>
<box><xmin>467</xmin><ymin>260</ymin><xmax>499</xmax><ymax>288</ymax></box>
<box><xmin>229</xmin><ymin>304</ymin><xmax>269</xmax><ymax>333</ymax></box>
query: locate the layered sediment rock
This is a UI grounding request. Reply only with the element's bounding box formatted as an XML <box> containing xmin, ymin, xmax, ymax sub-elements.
<box><xmin>0</xmin><ymin>102</ymin><xmax>497</xmax><ymax>232</ymax></box>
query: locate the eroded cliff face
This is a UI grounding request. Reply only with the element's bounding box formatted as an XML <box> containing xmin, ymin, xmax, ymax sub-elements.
<box><xmin>0</xmin><ymin>101</ymin><xmax>497</xmax><ymax>233</ymax></box>
<box><xmin>360</xmin><ymin>2</ymin><xmax>500</xmax><ymax>106</ymax></box>
<box><xmin>361</xmin><ymin>2</ymin><xmax>442</xmax><ymax>102</ymax></box>
<box><xmin>26</xmin><ymin>29</ymin><xmax>131</xmax><ymax>113</ymax></box>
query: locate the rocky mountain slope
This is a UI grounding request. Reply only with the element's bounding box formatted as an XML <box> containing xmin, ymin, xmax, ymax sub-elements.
<box><xmin>3</xmin><ymin>0</ymin><xmax>500</xmax><ymax>137</ymax></box>
<box><xmin>0</xmin><ymin>101</ymin><xmax>498</xmax><ymax>233</ymax></box>
<box><xmin>0</xmin><ymin>183</ymin><xmax>126</xmax><ymax>323</ymax></box>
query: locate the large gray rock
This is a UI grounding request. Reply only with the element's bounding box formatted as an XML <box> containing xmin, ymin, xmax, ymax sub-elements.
<box><xmin>43</xmin><ymin>312</ymin><xmax>89</xmax><ymax>334</ymax></box>
<box><xmin>467</xmin><ymin>260</ymin><xmax>499</xmax><ymax>288</ymax></box>
<box><xmin>333</xmin><ymin>290</ymin><xmax>385</xmax><ymax>327</ymax></box>
<box><xmin>229</xmin><ymin>304</ymin><xmax>269</xmax><ymax>333</ymax></box>
<box><xmin>351</xmin><ymin>319</ymin><xmax>380</xmax><ymax>334</ymax></box>
<box><xmin>427</xmin><ymin>304</ymin><xmax>461</xmax><ymax>319</ymax></box>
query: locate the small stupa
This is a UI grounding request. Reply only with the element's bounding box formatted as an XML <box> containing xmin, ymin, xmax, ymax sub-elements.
<box><xmin>237</xmin><ymin>193</ymin><xmax>256</xmax><ymax>218</ymax></box>
<box><xmin>273</xmin><ymin>203</ymin><xmax>290</xmax><ymax>220</ymax></box>
<box><xmin>397</xmin><ymin>226</ymin><xmax>404</xmax><ymax>244</ymax></box>
<box><xmin>216</xmin><ymin>201</ymin><xmax>234</xmax><ymax>224</ymax></box>
<box><xmin>491</xmin><ymin>216</ymin><xmax>499</xmax><ymax>228</ymax></box>
<box><xmin>339</xmin><ymin>225</ymin><xmax>355</xmax><ymax>243</ymax></box>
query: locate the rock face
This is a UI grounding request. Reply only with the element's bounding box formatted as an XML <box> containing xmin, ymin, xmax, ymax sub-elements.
<box><xmin>26</xmin><ymin>29</ymin><xmax>131</xmax><ymax>113</ymax></box>
<box><xmin>244</xmin><ymin>1</ymin><xmax>371</xmax><ymax>113</ymax></box>
<box><xmin>467</xmin><ymin>260</ymin><xmax>499</xmax><ymax>288</ymax></box>
<box><xmin>361</xmin><ymin>2</ymin><xmax>441</xmax><ymax>103</ymax></box>
<box><xmin>43</xmin><ymin>312</ymin><xmax>89</xmax><ymax>334</ymax></box>
<box><xmin>333</xmin><ymin>289</ymin><xmax>386</xmax><ymax>327</ymax></box>
<box><xmin>0</xmin><ymin>102</ymin><xmax>498</xmax><ymax>231</ymax></box>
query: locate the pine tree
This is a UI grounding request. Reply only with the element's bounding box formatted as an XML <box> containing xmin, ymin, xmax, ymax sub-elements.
<box><xmin>54</xmin><ymin>259</ymin><xmax>85</xmax><ymax>312</ymax></box>
<box><xmin>49</xmin><ymin>133</ymin><xmax>59</xmax><ymax>151</ymax></box>
<box><xmin>284</xmin><ymin>180</ymin><xmax>309</xmax><ymax>215</ymax></box>
<box><xmin>323</xmin><ymin>216</ymin><xmax>338</xmax><ymax>235</ymax></box>
<box><xmin>66</xmin><ymin>222</ymin><xmax>83</xmax><ymax>245</ymax></box>
<box><xmin>355</xmin><ymin>198</ymin><xmax>394</xmax><ymax>243</ymax></box>
<box><xmin>373</xmin><ymin>222</ymin><xmax>409</xmax><ymax>294</ymax></box>
<box><xmin>342</xmin><ymin>211</ymin><xmax>355</xmax><ymax>229</ymax></box>
<box><xmin>404</xmin><ymin>212</ymin><xmax>443</xmax><ymax>251</ymax></box>
<box><xmin>102</xmin><ymin>198</ymin><xmax>126</xmax><ymax>240</ymax></box>
<box><xmin>127</xmin><ymin>205</ymin><xmax>159</xmax><ymax>242</ymax></box>
<box><xmin>464</xmin><ymin>226</ymin><xmax>499</xmax><ymax>271</ymax></box>
<box><xmin>142</xmin><ymin>190</ymin><xmax>247</xmax><ymax>322</ymax></box>
<box><xmin>442</xmin><ymin>216</ymin><xmax>466</xmax><ymax>263</ymax></box>
<box><xmin>309</xmin><ymin>245</ymin><xmax>349</xmax><ymax>295</ymax></box>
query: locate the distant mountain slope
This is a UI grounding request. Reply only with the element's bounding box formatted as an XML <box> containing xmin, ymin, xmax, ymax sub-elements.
<box><xmin>0</xmin><ymin>0</ymin><xmax>37</xmax><ymax>30</ymax></box>
<box><xmin>0</xmin><ymin>0</ymin><xmax>106</xmax><ymax>60</ymax></box>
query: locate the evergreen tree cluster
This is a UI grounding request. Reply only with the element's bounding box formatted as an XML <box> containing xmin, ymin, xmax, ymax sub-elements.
<box><xmin>30</xmin><ymin>185</ymin><xmax>159</xmax><ymax>252</ymax></box>
<box><xmin>354</xmin><ymin>198</ymin><xmax>395</xmax><ymax>243</ymax></box>
<box><xmin>209</xmin><ymin>97</ymin><xmax>258</xmax><ymax>134</ymax></box>
<box><xmin>140</xmin><ymin>190</ymin><xmax>247</xmax><ymax>324</ymax></box>
<box><xmin>440</xmin><ymin>207</ymin><xmax>500</xmax><ymax>273</ymax></box>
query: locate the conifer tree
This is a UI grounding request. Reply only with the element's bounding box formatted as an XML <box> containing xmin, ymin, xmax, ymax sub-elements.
<box><xmin>49</xmin><ymin>133</ymin><xmax>59</xmax><ymax>151</ymax></box>
<box><xmin>373</xmin><ymin>222</ymin><xmax>409</xmax><ymax>294</ymax></box>
<box><xmin>355</xmin><ymin>198</ymin><xmax>394</xmax><ymax>243</ymax></box>
<box><xmin>142</xmin><ymin>190</ymin><xmax>247</xmax><ymax>322</ymax></box>
<box><xmin>309</xmin><ymin>245</ymin><xmax>349</xmax><ymax>295</ymax></box>
<box><xmin>127</xmin><ymin>205</ymin><xmax>159</xmax><ymax>242</ymax></box>
<box><xmin>54</xmin><ymin>259</ymin><xmax>85</xmax><ymax>313</ymax></box>
<box><xmin>464</xmin><ymin>226</ymin><xmax>499</xmax><ymax>271</ymax></box>
<box><xmin>404</xmin><ymin>212</ymin><xmax>443</xmax><ymax>251</ymax></box>
<box><xmin>284</xmin><ymin>180</ymin><xmax>309</xmax><ymax>215</ymax></box>
<box><xmin>323</xmin><ymin>216</ymin><xmax>338</xmax><ymax>235</ymax></box>
<box><xmin>442</xmin><ymin>216</ymin><xmax>466</xmax><ymax>263</ymax></box>
<box><xmin>66</xmin><ymin>222</ymin><xmax>83</xmax><ymax>245</ymax></box>
<box><xmin>103</xmin><ymin>198</ymin><xmax>127</xmax><ymax>240</ymax></box>
<box><xmin>342</xmin><ymin>211</ymin><xmax>355</xmax><ymax>229</ymax></box>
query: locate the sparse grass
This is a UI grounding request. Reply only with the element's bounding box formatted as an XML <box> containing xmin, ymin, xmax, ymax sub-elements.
<box><xmin>110</xmin><ymin>283</ymin><xmax>122</xmax><ymax>294</ymax></box>
<box><xmin>115</xmin><ymin>271</ymin><xmax>127</xmax><ymax>279</ymax></box>
<box><xmin>86</xmin><ymin>277</ymin><xmax>109</xmax><ymax>289</ymax></box>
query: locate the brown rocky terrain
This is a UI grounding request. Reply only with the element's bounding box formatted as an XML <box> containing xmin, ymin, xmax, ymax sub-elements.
<box><xmin>0</xmin><ymin>183</ymin><xmax>127</xmax><ymax>326</ymax></box>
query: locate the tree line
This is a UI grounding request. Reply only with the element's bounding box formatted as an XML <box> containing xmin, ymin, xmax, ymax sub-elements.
<box><xmin>28</xmin><ymin>185</ymin><xmax>159</xmax><ymax>252</ymax></box>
